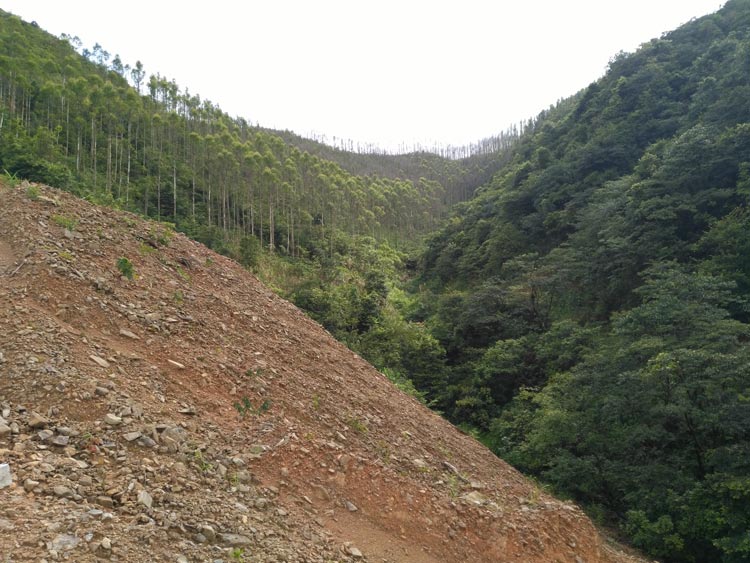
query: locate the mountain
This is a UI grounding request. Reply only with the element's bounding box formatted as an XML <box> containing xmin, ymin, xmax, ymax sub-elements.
<box><xmin>265</xmin><ymin>127</ymin><xmax>519</xmax><ymax>205</ymax></box>
<box><xmin>0</xmin><ymin>179</ymin><xmax>643</xmax><ymax>562</ymax></box>
<box><xmin>412</xmin><ymin>1</ymin><xmax>750</xmax><ymax>561</ymax></box>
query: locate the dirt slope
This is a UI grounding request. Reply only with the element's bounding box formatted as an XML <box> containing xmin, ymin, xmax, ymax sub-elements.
<box><xmin>0</xmin><ymin>181</ymin><xmax>647</xmax><ymax>563</ymax></box>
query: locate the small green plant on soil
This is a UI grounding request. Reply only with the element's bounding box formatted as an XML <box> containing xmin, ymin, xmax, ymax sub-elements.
<box><xmin>144</xmin><ymin>224</ymin><xmax>174</xmax><ymax>247</ymax></box>
<box><xmin>58</xmin><ymin>250</ymin><xmax>74</xmax><ymax>262</ymax></box>
<box><xmin>229</xmin><ymin>547</ymin><xmax>245</xmax><ymax>561</ymax></box>
<box><xmin>116</xmin><ymin>257</ymin><xmax>135</xmax><ymax>280</ymax></box>
<box><xmin>347</xmin><ymin>417</ymin><xmax>368</xmax><ymax>434</ymax></box>
<box><xmin>2</xmin><ymin>169</ymin><xmax>21</xmax><ymax>188</ymax></box>
<box><xmin>52</xmin><ymin>214</ymin><xmax>77</xmax><ymax>230</ymax></box>
<box><xmin>234</xmin><ymin>396</ymin><xmax>271</xmax><ymax>418</ymax></box>
<box><xmin>375</xmin><ymin>440</ymin><xmax>391</xmax><ymax>464</ymax></box>
<box><xmin>138</xmin><ymin>242</ymin><xmax>156</xmax><ymax>255</ymax></box>
<box><xmin>193</xmin><ymin>449</ymin><xmax>213</xmax><ymax>473</ymax></box>
<box><xmin>25</xmin><ymin>183</ymin><xmax>39</xmax><ymax>198</ymax></box>
<box><xmin>446</xmin><ymin>473</ymin><xmax>460</xmax><ymax>497</ymax></box>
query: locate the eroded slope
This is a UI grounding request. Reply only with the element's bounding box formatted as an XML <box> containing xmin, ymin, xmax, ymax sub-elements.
<box><xmin>0</xmin><ymin>182</ymin><xmax>643</xmax><ymax>563</ymax></box>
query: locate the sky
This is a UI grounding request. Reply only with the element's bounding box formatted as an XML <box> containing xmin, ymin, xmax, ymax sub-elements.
<box><xmin>1</xmin><ymin>0</ymin><xmax>725</xmax><ymax>152</ymax></box>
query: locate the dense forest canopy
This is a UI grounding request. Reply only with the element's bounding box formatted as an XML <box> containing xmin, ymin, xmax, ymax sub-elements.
<box><xmin>413</xmin><ymin>1</ymin><xmax>750</xmax><ymax>561</ymax></box>
<box><xmin>3</xmin><ymin>2</ymin><xmax>750</xmax><ymax>561</ymax></box>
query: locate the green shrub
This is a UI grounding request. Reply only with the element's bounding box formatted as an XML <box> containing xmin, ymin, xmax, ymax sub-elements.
<box><xmin>116</xmin><ymin>257</ymin><xmax>135</xmax><ymax>280</ymax></box>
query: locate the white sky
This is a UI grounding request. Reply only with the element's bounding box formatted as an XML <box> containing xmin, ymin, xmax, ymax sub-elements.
<box><xmin>1</xmin><ymin>0</ymin><xmax>724</xmax><ymax>152</ymax></box>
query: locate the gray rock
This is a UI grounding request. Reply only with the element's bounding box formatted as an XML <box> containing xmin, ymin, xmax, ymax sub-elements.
<box><xmin>24</xmin><ymin>478</ymin><xmax>40</xmax><ymax>492</ymax></box>
<box><xmin>137</xmin><ymin>489</ymin><xmax>153</xmax><ymax>508</ymax></box>
<box><xmin>412</xmin><ymin>458</ymin><xmax>428</xmax><ymax>469</ymax></box>
<box><xmin>0</xmin><ymin>423</ymin><xmax>11</xmax><ymax>437</ymax></box>
<box><xmin>100</xmin><ymin>537</ymin><xmax>112</xmax><ymax>550</ymax></box>
<box><xmin>137</xmin><ymin>435</ymin><xmax>157</xmax><ymax>448</ymax></box>
<box><xmin>347</xmin><ymin>545</ymin><xmax>363</xmax><ymax>558</ymax></box>
<box><xmin>461</xmin><ymin>491</ymin><xmax>486</xmax><ymax>506</ymax></box>
<box><xmin>103</xmin><ymin>413</ymin><xmax>122</xmax><ymax>426</ymax></box>
<box><xmin>124</xmin><ymin>431</ymin><xmax>142</xmax><ymax>442</ymax></box>
<box><xmin>345</xmin><ymin>501</ymin><xmax>358</xmax><ymax>512</ymax></box>
<box><xmin>200</xmin><ymin>524</ymin><xmax>216</xmax><ymax>542</ymax></box>
<box><xmin>89</xmin><ymin>355</ymin><xmax>110</xmax><ymax>368</ymax></box>
<box><xmin>218</xmin><ymin>533</ymin><xmax>252</xmax><ymax>547</ymax></box>
<box><xmin>53</xmin><ymin>485</ymin><xmax>74</xmax><ymax>498</ymax></box>
<box><xmin>51</xmin><ymin>435</ymin><xmax>69</xmax><ymax>447</ymax></box>
<box><xmin>28</xmin><ymin>411</ymin><xmax>48</xmax><ymax>429</ymax></box>
<box><xmin>161</xmin><ymin>425</ymin><xmax>187</xmax><ymax>444</ymax></box>
<box><xmin>0</xmin><ymin>463</ymin><xmax>11</xmax><ymax>488</ymax></box>
<box><xmin>119</xmin><ymin>328</ymin><xmax>140</xmax><ymax>340</ymax></box>
<box><xmin>50</xmin><ymin>533</ymin><xmax>79</xmax><ymax>551</ymax></box>
<box><xmin>235</xmin><ymin>470</ymin><xmax>253</xmax><ymax>483</ymax></box>
<box><xmin>38</xmin><ymin>429</ymin><xmax>55</xmax><ymax>441</ymax></box>
<box><xmin>97</xmin><ymin>496</ymin><xmax>114</xmax><ymax>508</ymax></box>
<box><xmin>0</xmin><ymin>518</ymin><xmax>14</xmax><ymax>531</ymax></box>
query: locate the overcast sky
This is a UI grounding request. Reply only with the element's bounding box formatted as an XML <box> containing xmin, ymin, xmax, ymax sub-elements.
<box><xmin>1</xmin><ymin>0</ymin><xmax>724</xmax><ymax>151</ymax></box>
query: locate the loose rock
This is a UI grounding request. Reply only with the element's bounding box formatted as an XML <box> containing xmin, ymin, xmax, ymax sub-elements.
<box><xmin>137</xmin><ymin>489</ymin><xmax>153</xmax><ymax>508</ymax></box>
<box><xmin>28</xmin><ymin>411</ymin><xmax>48</xmax><ymax>429</ymax></box>
<box><xmin>103</xmin><ymin>413</ymin><xmax>122</xmax><ymax>426</ymax></box>
<box><xmin>0</xmin><ymin>463</ymin><xmax>12</xmax><ymax>488</ymax></box>
<box><xmin>89</xmin><ymin>354</ymin><xmax>110</xmax><ymax>368</ymax></box>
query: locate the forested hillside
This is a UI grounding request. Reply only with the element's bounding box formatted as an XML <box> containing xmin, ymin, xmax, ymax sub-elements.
<box><xmin>0</xmin><ymin>7</ymin><xmax>500</xmax><ymax>396</ymax></box>
<box><xmin>0</xmin><ymin>8</ymin><xmax>470</xmax><ymax>251</ymax></box>
<box><xmin>412</xmin><ymin>1</ymin><xmax>750</xmax><ymax>561</ymax></box>
<box><xmin>269</xmin><ymin>127</ymin><xmax>520</xmax><ymax>205</ymax></box>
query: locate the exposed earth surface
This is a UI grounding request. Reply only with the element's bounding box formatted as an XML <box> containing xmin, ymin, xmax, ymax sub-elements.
<box><xmin>0</xmin><ymin>181</ymin><xmax>647</xmax><ymax>563</ymax></box>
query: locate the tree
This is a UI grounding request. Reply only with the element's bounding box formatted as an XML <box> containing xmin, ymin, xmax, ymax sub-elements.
<box><xmin>130</xmin><ymin>60</ymin><xmax>145</xmax><ymax>93</ymax></box>
<box><xmin>512</xmin><ymin>263</ymin><xmax>750</xmax><ymax>562</ymax></box>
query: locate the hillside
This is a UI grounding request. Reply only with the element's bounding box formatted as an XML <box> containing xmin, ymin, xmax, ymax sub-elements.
<box><xmin>0</xmin><ymin>180</ymin><xmax>644</xmax><ymax>562</ymax></box>
<box><xmin>410</xmin><ymin>1</ymin><xmax>750</xmax><ymax>561</ymax></box>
